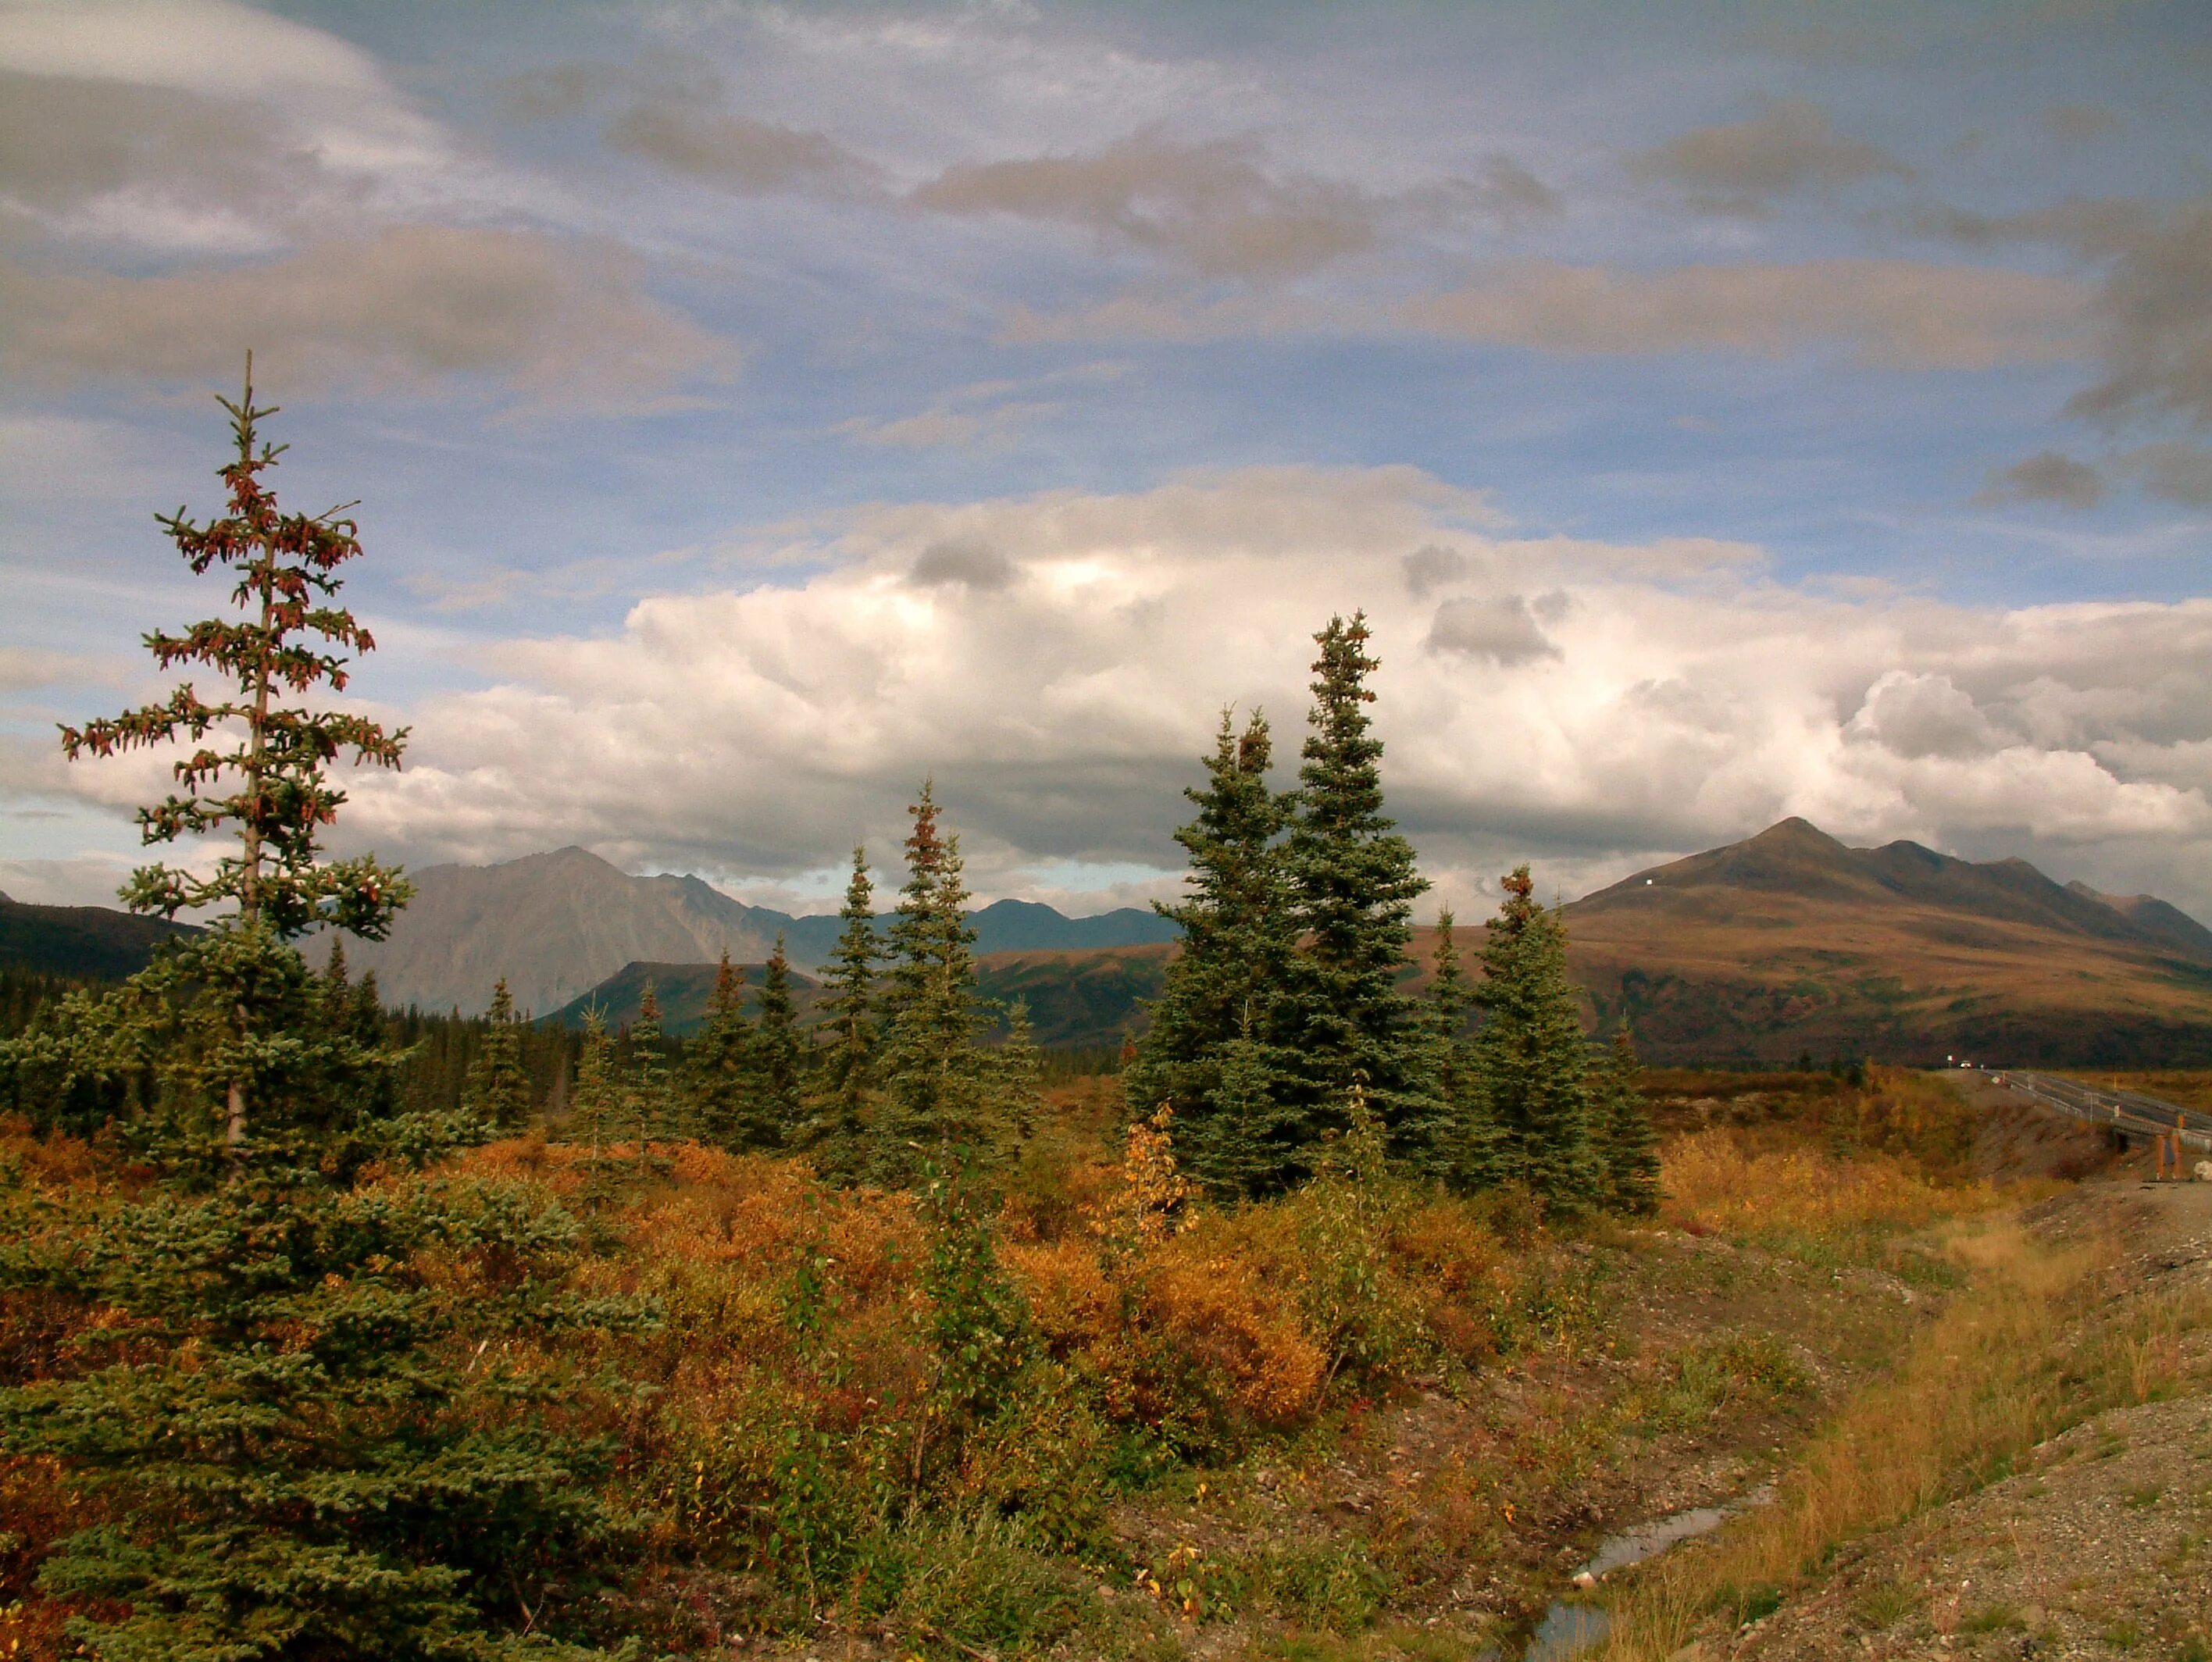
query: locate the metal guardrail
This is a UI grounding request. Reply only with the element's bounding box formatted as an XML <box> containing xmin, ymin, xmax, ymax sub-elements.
<box><xmin>1994</xmin><ymin>1069</ymin><xmax>2212</xmax><ymax>1155</ymax></box>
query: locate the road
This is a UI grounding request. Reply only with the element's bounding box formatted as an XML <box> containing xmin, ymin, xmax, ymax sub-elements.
<box><xmin>1992</xmin><ymin>1068</ymin><xmax>2212</xmax><ymax>1155</ymax></box>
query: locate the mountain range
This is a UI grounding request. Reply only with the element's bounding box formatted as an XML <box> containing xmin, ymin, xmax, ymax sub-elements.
<box><xmin>12</xmin><ymin>820</ymin><xmax>2210</xmax><ymax>1066</ymax></box>
<box><xmin>325</xmin><ymin>846</ymin><xmax>1178</xmax><ymax>1016</ymax></box>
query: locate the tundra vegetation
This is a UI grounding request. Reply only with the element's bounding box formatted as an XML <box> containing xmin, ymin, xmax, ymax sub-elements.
<box><xmin>1</xmin><ymin>380</ymin><xmax>2203</xmax><ymax>1662</ymax></box>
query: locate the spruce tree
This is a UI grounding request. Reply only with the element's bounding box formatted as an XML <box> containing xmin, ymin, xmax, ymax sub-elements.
<box><xmin>52</xmin><ymin>361</ymin><xmax>410</xmax><ymax>1150</ymax></box>
<box><xmin>629</xmin><ymin>983</ymin><xmax>676</xmax><ymax>1143</ymax></box>
<box><xmin>1123</xmin><ymin>709</ymin><xmax>1299</xmax><ymax>1195</ymax></box>
<box><xmin>875</xmin><ymin>783</ymin><xmax>994</xmax><ymax>1184</ymax></box>
<box><xmin>809</xmin><ymin>847</ymin><xmax>882</xmax><ymax>1172</ymax></box>
<box><xmin>755</xmin><ymin>936</ymin><xmax>804</xmax><ymax>1145</ymax></box>
<box><xmin>994</xmin><ymin>997</ymin><xmax>1044</xmax><ymax>1141</ymax></box>
<box><xmin>1471</xmin><ymin>865</ymin><xmax>1597</xmax><ymax>1211</ymax></box>
<box><xmin>463</xmin><ymin>977</ymin><xmax>533</xmax><ymax>1129</ymax></box>
<box><xmin>1280</xmin><ymin>614</ymin><xmax>1440</xmax><ymax>1165</ymax></box>
<box><xmin>1429</xmin><ymin>911</ymin><xmax>1508</xmax><ymax>1191</ymax></box>
<box><xmin>1591</xmin><ymin>1025</ymin><xmax>1661</xmax><ymax>1214</ymax></box>
<box><xmin>0</xmin><ymin>367</ymin><xmax>642</xmax><ymax>1659</ymax></box>
<box><xmin>686</xmin><ymin>954</ymin><xmax>762</xmax><ymax>1148</ymax></box>
<box><xmin>570</xmin><ymin>1008</ymin><xmax>618</xmax><ymax>1154</ymax></box>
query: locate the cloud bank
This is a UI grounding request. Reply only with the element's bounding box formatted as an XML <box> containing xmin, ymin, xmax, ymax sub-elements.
<box><xmin>48</xmin><ymin>464</ymin><xmax>2171</xmax><ymax>921</ymax></box>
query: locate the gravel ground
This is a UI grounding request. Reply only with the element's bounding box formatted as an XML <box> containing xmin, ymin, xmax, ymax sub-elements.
<box><xmin>1718</xmin><ymin>1180</ymin><xmax>2212</xmax><ymax>1662</ymax></box>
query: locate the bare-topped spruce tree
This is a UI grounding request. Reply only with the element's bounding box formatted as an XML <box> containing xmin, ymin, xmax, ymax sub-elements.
<box><xmin>59</xmin><ymin>357</ymin><xmax>411</xmax><ymax>1148</ymax></box>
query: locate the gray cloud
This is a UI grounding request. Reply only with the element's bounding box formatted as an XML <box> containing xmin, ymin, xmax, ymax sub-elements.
<box><xmin>914</xmin><ymin>127</ymin><xmax>1378</xmax><ymax>279</ymax></box>
<box><xmin>2038</xmin><ymin>103</ymin><xmax>2121</xmax><ymax>142</ymax></box>
<box><xmin>1425</xmin><ymin>594</ymin><xmax>1559</xmax><ymax>665</ymax></box>
<box><xmin>913</xmin><ymin>127</ymin><xmax>1550</xmax><ymax>280</ymax></box>
<box><xmin>1849</xmin><ymin>670</ymin><xmax>2005</xmax><ymax>760</ymax></box>
<box><xmin>2125</xmin><ymin>442</ymin><xmax>2212</xmax><ymax>506</ymax></box>
<box><xmin>1975</xmin><ymin>450</ymin><xmax>2107</xmax><ymax>509</ymax></box>
<box><xmin>504</xmin><ymin>61</ymin><xmax>876</xmax><ymax>198</ymax></box>
<box><xmin>2068</xmin><ymin>198</ymin><xmax>2212</xmax><ymax>427</ymax></box>
<box><xmin>1403</xmin><ymin>543</ymin><xmax>1472</xmax><ymax>598</ymax></box>
<box><xmin>0</xmin><ymin>70</ymin><xmax>309</xmax><ymax>230</ymax></box>
<box><xmin>1632</xmin><ymin>99</ymin><xmax>1912</xmax><ymax>213</ymax></box>
<box><xmin>606</xmin><ymin>100</ymin><xmax>878</xmax><ymax>196</ymax></box>
<box><xmin>1400</xmin><ymin>259</ymin><xmax>2088</xmax><ymax>369</ymax></box>
<box><xmin>910</xmin><ymin>540</ymin><xmax>1016</xmax><ymax>590</ymax></box>
<box><xmin>0</xmin><ymin>226</ymin><xmax>739</xmax><ymax>409</ymax></box>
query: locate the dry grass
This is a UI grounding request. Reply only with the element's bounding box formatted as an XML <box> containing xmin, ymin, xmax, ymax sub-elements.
<box><xmin>1597</xmin><ymin>1211</ymin><xmax>2212</xmax><ymax>1661</ymax></box>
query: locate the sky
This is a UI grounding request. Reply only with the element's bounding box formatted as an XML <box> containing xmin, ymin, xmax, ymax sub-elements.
<box><xmin>2</xmin><ymin>0</ymin><xmax>2209</xmax><ymax>926</ymax></box>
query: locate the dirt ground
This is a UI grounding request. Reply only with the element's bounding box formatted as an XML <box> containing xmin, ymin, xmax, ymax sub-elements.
<box><xmin>1721</xmin><ymin>1177</ymin><xmax>2212</xmax><ymax>1662</ymax></box>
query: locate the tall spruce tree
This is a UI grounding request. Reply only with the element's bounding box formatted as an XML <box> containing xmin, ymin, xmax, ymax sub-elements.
<box><xmin>1122</xmin><ymin>709</ymin><xmax>1299</xmax><ymax>1194</ymax></box>
<box><xmin>463</xmin><ymin>977</ymin><xmax>532</xmax><ymax>1129</ymax></box>
<box><xmin>875</xmin><ymin>783</ymin><xmax>995</xmax><ymax>1184</ymax></box>
<box><xmin>53</xmin><ymin>361</ymin><xmax>410</xmax><ymax>1150</ymax></box>
<box><xmin>687</xmin><ymin>954</ymin><xmax>763</xmax><ymax>1148</ymax></box>
<box><xmin>1429</xmin><ymin>911</ymin><xmax>1508</xmax><ymax>1191</ymax></box>
<box><xmin>629</xmin><ymin>983</ymin><xmax>676</xmax><ymax>1143</ymax></box>
<box><xmin>1280</xmin><ymin>613</ymin><xmax>1440</xmax><ymax>1166</ymax></box>
<box><xmin>754</xmin><ymin>936</ymin><xmax>804</xmax><ymax>1144</ymax></box>
<box><xmin>1591</xmin><ymin>1024</ymin><xmax>1661</xmax><ymax>1214</ymax></box>
<box><xmin>809</xmin><ymin>847</ymin><xmax>882</xmax><ymax>1172</ymax></box>
<box><xmin>1471</xmin><ymin>865</ymin><xmax>1597</xmax><ymax>1211</ymax></box>
<box><xmin>0</xmin><ymin>368</ymin><xmax>644</xmax><ymax>1659</ymax></box>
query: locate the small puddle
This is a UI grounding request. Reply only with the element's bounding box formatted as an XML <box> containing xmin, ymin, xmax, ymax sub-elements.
<box><xmin>1517</xmin><ymin>1489</ymin><xmax>1771</xmax><ymax>1662</ymax></box>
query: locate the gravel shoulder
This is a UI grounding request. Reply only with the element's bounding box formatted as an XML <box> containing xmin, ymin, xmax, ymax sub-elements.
<box><xmin>1723</xmin><ymin>1178</ymin><xmax>2212</xmax><ymax>1662</ymax></box>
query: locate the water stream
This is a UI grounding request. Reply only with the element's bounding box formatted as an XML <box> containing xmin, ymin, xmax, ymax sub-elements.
<box><xmin>1517</xmin><ymin>1488</ymin><xmax>1771</xmax><ymax>1662</ymax></box>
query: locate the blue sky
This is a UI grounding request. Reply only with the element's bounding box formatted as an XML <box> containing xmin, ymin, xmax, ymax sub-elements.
<box><xmin>2</xmin><ymin>0</ymin><xmax>2209</xmax><ymax>922</ymax></box>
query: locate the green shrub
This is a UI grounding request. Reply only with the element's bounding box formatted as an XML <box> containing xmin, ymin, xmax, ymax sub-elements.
<box><xmin>884</xmin><ymin>1513</ymin><xmax>1098</xmax><ymax>1658</ymax></box>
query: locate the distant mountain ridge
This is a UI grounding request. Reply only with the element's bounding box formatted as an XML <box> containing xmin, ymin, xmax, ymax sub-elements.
<box><xmin>1561</xmin><ymin>818</ymin><xmax>2212</xmax><ymax>1065</ymax></box>
<box><xmin>0</xmin><ymin>891</ymin><xmax>198</xmax><ymax>981</ymax></box>
<box><xmin>329</xmin><ymin>847</ymin><xmax>1179</xmax><ymax>1016</ymax></box>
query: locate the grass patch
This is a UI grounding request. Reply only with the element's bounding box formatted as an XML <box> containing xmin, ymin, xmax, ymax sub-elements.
<box><xmin>1848</xmin><ymin>1578</ymin><xmax>1923</xmax><ymax>1630</ymax></box>
<box><xmin>1597</xmin><ymin>1214</ymin><xmax>2212</xmax><ymax>1662</ymax></box>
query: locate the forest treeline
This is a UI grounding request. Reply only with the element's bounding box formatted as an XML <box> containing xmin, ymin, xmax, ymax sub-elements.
<box><xmin>0</xmin><ymin>373</ymin><xmax>1653</xmax><ymax>1658</ymax></box>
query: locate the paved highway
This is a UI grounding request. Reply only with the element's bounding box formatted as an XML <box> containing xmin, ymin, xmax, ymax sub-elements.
<box><xmin>1995</xmin><ymin>1069</ymin><xmax>2212</xmax><ymax>1155</ymax></box>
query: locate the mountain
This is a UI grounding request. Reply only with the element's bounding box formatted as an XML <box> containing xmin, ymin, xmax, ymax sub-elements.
<box><xmin>334</xmin><ymin>847</ymin><xmax>1177</xmax><ymax>1017</ymax></box>
<box><xmin>2065</xmin><ymin>881</ymin><xmax>2212</xmax><ymax>963</ymax></box>
<box><xmin>1557</xmin><ymin>819</ymin><xmax>2212</xmax><ymax>1066</ymax></box>
<box><xmin>0</xmin><ymin>892</ymin><xmax>198</xmax><ymax>981</ymax></box>
<box><xmin>546</xmin><ymin>945</ymin><xmax>1173</xmax><ymax>1051</ymax></box>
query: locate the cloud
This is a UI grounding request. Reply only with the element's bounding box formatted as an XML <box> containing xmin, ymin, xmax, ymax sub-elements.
<box><xmin>2068</xmin><ymin>198</ymin><xmax>2212</xmax><ymax>427</ymax></box>
<box><xmin>1425</xmin><ymin>594</ymin><xmax>1559</xmax><ymax>665</ymax></box>
<box><xmin>1847</xmin><ymin>670</ymin><xmax>2005</xmax><ymax>758</ymax></box>
<box><xmin>129</xmin><ymin>462</ymin><xmax>2193</xmax><ymax>922</ymax></box>
<box><xmin>1975</xmin><ymin>451</ymin><xmax>2107</xmax><ymax>508</ymax></box>
<box><xmin>1403</xmin><ymin>544</ymin><xmax>1473</xmax><ymax>598</ymax></box>
<box><xmin>605</xmin><ymin>96</ymin><xmax>879</xmax><ymax>197</ymax></box>
<box><xmin>909</xmin><ymin>540</ymin><xmax>1016</xmax><ymax>590</ymax></box>
<box><xmin>2123</xmin><ymin>441</ymin><xmax>2212</xmax><ymax>506</ymax></box>
<box><xmin>0</xmin><ymin>226</ymin><xmax>739</xmax><ymax>411</ymax></box>
<box><xmin>913</xmin><ymin>127</ymin><xmax>1550</xmax><ymax>280</ymax></box>
<box><xmin>0</xmin><ymin>1</ymin><xmax>455</xmax><ymax>251</ymax></box>
<box><xmin>1007</xmin><ymin>260</ymin><xmax>2088</xmax><ymax>369</ymax></box>
<box><xmin>2038</xmin><ymin>103</ymin><xmax>2121</xmax><ymax>142</ymax></box>
<box><xmin>1400</xmin><ymin>259</ymin><xmax>2089</xmax><ymax>368</ymax></box>
<box><xmin>1631</xmin><ymin>99</ymin><xmax>1912</xmax><ymax>213</ymax></box>
<box><xmin>913</xmin><ymin>127</ymin><xmax>1379</xmax><ymax>279</ymax></box>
